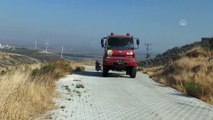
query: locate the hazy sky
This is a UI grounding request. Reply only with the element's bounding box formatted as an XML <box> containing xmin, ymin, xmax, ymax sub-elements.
<box><xmin>0</xmin><ymin>0</ymin><xmax>212</xmax><ymax>54</ymax></box>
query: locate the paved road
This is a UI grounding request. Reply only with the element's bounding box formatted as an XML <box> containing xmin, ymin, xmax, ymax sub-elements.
<box><xmin>47</xmin><ymin>66</ymin><xmax>213</xmax><ymax>120</ymax></box>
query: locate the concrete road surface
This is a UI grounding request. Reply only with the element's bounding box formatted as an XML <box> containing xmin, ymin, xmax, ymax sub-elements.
<box><xmin>45</xmin><ymin>66</ymin><xmax>213</xmax><ymax>120</ymax></box>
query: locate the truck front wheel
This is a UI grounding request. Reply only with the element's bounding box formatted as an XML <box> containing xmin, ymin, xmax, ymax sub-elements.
<box><xmin>126</xmin><ymin>67</ymin><xmax>131</xmax><ymax>75</ymax></box>
<box><xmin>102</xmin><ymin>67</ymin><xmax>108</xmax><ymax>77</ymax></box>
<box><xmin>130</xmin><ymin>67</ymin><xmax>137</xmax><ymax>78</ymax></box>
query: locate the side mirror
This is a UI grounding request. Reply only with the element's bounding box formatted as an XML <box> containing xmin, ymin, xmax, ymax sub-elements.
<box><xmin>101</xmin><ymin>39</ymin><xmax>104</xmax><ymax>48</ymax></box>
<box><xmin>137</xmin><ymin>39</ymin><xmax>140</xmax><ymax>45</ymax></box>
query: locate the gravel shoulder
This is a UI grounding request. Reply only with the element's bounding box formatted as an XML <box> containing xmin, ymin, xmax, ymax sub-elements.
<box><xmin>44</xmin><ymin>66</ymin><xmax>213</xmax><ymax>120</ymax></box>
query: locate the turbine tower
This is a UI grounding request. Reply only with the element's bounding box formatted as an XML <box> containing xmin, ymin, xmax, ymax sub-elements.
<box><xmin>61</xmin><ymin>45</ymin><xmax>64</xmax><ymax>58</ymax></box>
<box><xmin>34</xmin><ymin>41</ymin><xmax>37</xmax><ymax>50</ymax></box>
<box><xmin>45</xmin><ymin>42</ymin><xmax>49</xmax><ymax>52</ymax></box>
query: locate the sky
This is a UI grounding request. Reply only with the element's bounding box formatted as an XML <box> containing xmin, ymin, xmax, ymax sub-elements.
<box><xmin>0</xmin><ymin>0</ymin><xmax>213</xmax><ymax>55</ymax></box>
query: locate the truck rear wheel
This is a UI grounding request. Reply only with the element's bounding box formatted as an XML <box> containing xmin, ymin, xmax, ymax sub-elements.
<box><xmin>102</xmin><ymin>68</ymin><xmax>108</xmax><ymax>77</ymax></box>
<box><xmin>130</xmin><ymin>67</ymin><xmax>137</xmax><ymax>78</ymax></box>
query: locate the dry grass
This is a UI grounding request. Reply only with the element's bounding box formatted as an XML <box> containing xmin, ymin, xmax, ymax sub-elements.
<box><xmin>0</xmin><ymin>51</ymin><xmax>20</xmax><ymax>58</ymax></box>
<box><xmin>79</xmin><ymin>59</ymin><xmax>95</xmax><ymax>66</ymax></box>
<box><xmin>0</xmin><ymin>60</ymin><xmax>85</xmax><ymax>120</ymax></box>
<box><xmin>0</xmin><ymin>71</ymin><xmax>55</xmax><ymax>120</ymax></box>
<box><xmin>143</xmin><ymin>47</ymin><xmax>213</xmax><ymax>104</ymax></box>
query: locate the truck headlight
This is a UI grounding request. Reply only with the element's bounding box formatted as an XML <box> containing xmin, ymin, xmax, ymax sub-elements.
<box><xmin>107</xmin><ymin>50</ymin><xmax>113</xmax><ymax>56</ymax></box>
<box><xmin>127</xmin><ymin>52</ymin><xmax>133</xmax><ymax>55</ymax></box>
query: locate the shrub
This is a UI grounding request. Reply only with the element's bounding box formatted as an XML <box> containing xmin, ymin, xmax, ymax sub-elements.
<box><xmin>76</xmin><ymin>84</ymin><xmax>85</xmax><ymax>88</ymax></box>
<box><xmin>31</xmin><ymin>68</ymin><xmax>40</xmax><ymax>77</ymax></box>
<box><xmin>0</xmin><ymin>70</ymin><xmax>6</xmax><ymax>75</ymax></box>
<box><xmin>74</xmin><ymin>66</ymin><xmax>85</xmax><ymax>72</ymax></box>
<box><xmin>30</xmin><ymin>60</ymin><xmax>84</xmax><ymax>83</ymax></box>
<box><xmin>184</xmin><ymin>81</ymin><xmax>202</xmax><ymax>98</ymax></box>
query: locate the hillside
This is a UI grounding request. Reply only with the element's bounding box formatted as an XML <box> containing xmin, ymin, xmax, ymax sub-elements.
<box><xmin>141</xmin><ymin>37</ymin><xmax>213</xmax><ymax>104</ymax></box>
<box><xmin>0</xmin><ymin>48</ymin><xmax>95</xmax><ymax>73</ymax></box>
<box><xmin>0</xmin><ymin>48</ymin><xmax>61</xmax><ymax>62</ymax></box>
<box><xmin>0</xmin><ymin>48</ymin><xmax>87</xmax><ymax>119</ymax></box>
<box><xmin>139</xmin><ymin>37</ymin><xmax>213</xmax><ymax>67</ymax></box>
<box><xmin>0</xmin><ymin>60</ymin><xmax>85</xmax><ymax>120</ymax></box>
<box><xmin>0</xmin><ymin>51</ymin><xmax>39</xmax><ymax>72</ymax></box>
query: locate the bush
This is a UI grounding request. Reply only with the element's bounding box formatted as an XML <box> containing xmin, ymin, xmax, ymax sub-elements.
<box><xmin>74</xmin><ymin>66</ymin><xmax>85</xmax><ymax>72</ymax></box>
<box><xmin>31</xmin><ymin>68</ymin><xmax>40</xmax><ymax>77</ymax></box>
<box><xmin>0</xmin><ymin>70</ymin><xmax>6</xmax><ymax>75</ymax></box>
<box><xmin>30</xmin><ymin>60</ymin><xmax>85</xmax><ymax>83</ymax></box>
<box><xmin>184</xmin><ymin>81</ymin><xmax>202</xmax><ymax>98</ymax></box>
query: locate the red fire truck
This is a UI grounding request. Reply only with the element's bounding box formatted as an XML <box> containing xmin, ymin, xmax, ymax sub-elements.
<box><xmin>101</xmin><ymin>33</ymin><xmax>140</xmax><ymax>78</ymax></box>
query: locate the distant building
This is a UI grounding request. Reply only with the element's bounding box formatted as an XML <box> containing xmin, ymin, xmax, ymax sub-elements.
<box><xmin>0</xmin><ymin>43</ymin><xmax>15</xmax><ymax>50</ymax></box>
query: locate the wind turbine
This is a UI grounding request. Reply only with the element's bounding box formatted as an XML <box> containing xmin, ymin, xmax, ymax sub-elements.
<box><xmin>61</xmin><ymin>45</ymin><xmax>64</xmax><ymax>58</ymax></box>
<box><xmin>45</xmin><ymin>42</ymin><xmax>49</xmax><ymax>52</ymax></box>
<box><xmin>34</xmin><ymin>41</ymin><xmax>37</xmax><ymax>50</ymax></box>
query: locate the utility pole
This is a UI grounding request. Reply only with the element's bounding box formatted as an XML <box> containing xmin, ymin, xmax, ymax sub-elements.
<box><xmin>34</xmin><ymin>41</ymin><xmax>37</xmax><ymax>50</ymax></box>
<box><xmin>61</xmin><ymin>45</ymin><xmax>64</xmax><ymax>59</ymax></box>
<box><xmin>144</xmin><ymin>43</ymin><xmax>152</xmax><ymax>67</ymax></box>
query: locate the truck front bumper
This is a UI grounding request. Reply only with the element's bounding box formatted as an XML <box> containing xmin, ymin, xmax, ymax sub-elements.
<box><xmin>103</xmin><ymin>57</ymin><xmax>137</xmax><ymax>67</ymax></box>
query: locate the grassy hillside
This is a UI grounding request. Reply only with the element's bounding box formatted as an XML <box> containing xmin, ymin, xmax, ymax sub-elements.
<box><xmin>0</xmin><ymin>51</ymin><xmax>39</xmax><ymax>73</ymax></box>
<box><xmin>1</xmin><ymin>48</ymin><xmax>99</xmax><ymax>62</ymax></box>
<box><xmin>139</xmin><ymin>37</ymin><xmax>213</xmax><ymax>67</ymax></box>
<box><xmin>141</xmin><ymin>38</ymin><xmax>213</xmax><ymax>104</ymax></box>
<box><xmin>0</xmin><ymin>48</ymin><xmax>61</xmax><ymax>62</ymax></box>
<box><xmin>0</xmin><ymin>60</ymin><xmax>85</xmax><ymax>120</ymax></box>
<box><xmin>0</xmin><ymin>48</ymin><xmax>87</xmax><ymax>119</ymax></box>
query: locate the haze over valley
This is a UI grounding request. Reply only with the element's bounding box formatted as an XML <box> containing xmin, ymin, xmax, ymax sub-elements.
<box><xmin>1</xmin><ymin>0</ymin><xmax>212</xmax><ymax>59</ymax></box>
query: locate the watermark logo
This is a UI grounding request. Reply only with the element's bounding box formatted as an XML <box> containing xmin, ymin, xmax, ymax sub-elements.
<box><xmin>179</xmin><ymin>19</ymin><xmax>187</xmax><ymax>27</ymax></box>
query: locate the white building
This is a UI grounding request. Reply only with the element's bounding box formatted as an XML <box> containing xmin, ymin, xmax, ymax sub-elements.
<box><xmin>0</xmin><ymin>43</ymin><xmax>15</xmax><ymax>50</ymax></box>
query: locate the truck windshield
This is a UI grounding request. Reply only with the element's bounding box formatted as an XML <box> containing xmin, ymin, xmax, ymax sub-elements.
<box><xmin>107</xmin><ymin>38</ymin><xmax>134</xmax><ymax>50</ymax></box>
